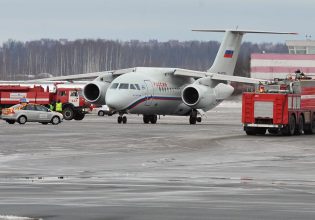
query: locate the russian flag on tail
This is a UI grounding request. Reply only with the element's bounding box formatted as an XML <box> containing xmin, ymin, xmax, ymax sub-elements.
<box><xmin>224</xmin><ymin>50</ymin><xmax>234</xmax><ymax>58</ymax></box>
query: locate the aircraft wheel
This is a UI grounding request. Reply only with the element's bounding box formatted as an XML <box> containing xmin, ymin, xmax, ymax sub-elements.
<box><xmin>143</xmin><ymin>116</ymin><xmax>150</xmax><ymax>124</ymax></box>
<box><xmin>122</xmin><ymin>116</ymin><xmax>127</xmax><ymax>124</ymax></box>
<box><xmin>197</xmin><ymin>117</ymin><xmax>202</xmax><ymax>123</ymax></box>
<box><xmin>150</xmin><ymin>115</ymin><xmax>157</xmax><ymax>124</ymax></box>
<box><xmin>117</xmin><ymin>116</ymin><xmax>122</xmax><ymax>124</ymax></box>
<box><xmin>189</xmin><ymin>110</ymin><xmax>197</xmax><ymax>125</ymax></box>
<box><xmin>189</xmin><ymin>116</ymin><xmax>197</xmax><ymax>125</ymax></box>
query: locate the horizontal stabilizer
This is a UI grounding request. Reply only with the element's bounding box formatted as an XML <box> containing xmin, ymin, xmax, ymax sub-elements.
<box><xmin>192</xmin><ymin>29</ymin><xmax>298</xmax><ymax>35</ymax></box>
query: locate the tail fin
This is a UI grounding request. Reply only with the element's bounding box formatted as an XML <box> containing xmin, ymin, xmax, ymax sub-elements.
<box><xmin>192</xmin><ymin>29</ymin><xmax>297</xmax><ymax>76</ymax></box>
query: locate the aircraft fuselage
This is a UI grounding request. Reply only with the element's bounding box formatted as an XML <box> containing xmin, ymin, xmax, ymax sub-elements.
<box><xmin>105</xmin><ymin>68</ymin><xmax>220</xmax><ymax>116</ymax></box>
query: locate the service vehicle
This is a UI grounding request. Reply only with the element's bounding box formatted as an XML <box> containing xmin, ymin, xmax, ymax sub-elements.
<box><xmin>242</xmin><ymin>75</ymin><xmax>315</xmax><ymax>135</ymax></box>
<box><xmin>96</xmin><ymin>105</ymin><xmax>110</xmax><ymax>116</ymax></box>
<box><xmin>1</xmin><ymin>103</ymin><xmax>63</xmax><ymax>125</ymax></box>
<box><xmin>0</xmin><ymin>84</ymin><xmax>91</xmax><ymax>120</ymax></box>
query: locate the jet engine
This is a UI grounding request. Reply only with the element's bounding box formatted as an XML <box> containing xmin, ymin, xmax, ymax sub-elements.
<box><xmin>83</xmin><ymin>81</ymin><xmax>110</xmax><ymax>105</ymax></box>
<box><xmin>181</xmin><ymin>84</ymin><xmax>216</xmax><ymax>109</ymax></box>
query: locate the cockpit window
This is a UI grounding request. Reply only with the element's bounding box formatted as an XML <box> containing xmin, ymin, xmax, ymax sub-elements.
<box><xmin>135</xmin><ymin>84</ymin><xmax>140</xmax><ymax>90</ymax></box>
<box><xmin>130</xmin><ymin>84</ymin><xmax>136</xmax><ymax>90</ymax></box>
<box><xmin>110</xmin><ymin>83</ymin><xmax>119</xmax><ymax>89</ymax></box>
<box><xmin>119</xmin><ymin>83</ymin><xmax>129</xmax><ymax>89</ymax></box>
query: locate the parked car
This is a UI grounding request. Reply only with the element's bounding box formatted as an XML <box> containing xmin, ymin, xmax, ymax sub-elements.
<box><xmin>1</xmin><ymin>103</ymin><xmax>63</xmax><ymax>125</ymax></box>
<box><xmin>96</xmin><ymin>105</ymin><xmax>111</xmax><ymax>116</ymax></box>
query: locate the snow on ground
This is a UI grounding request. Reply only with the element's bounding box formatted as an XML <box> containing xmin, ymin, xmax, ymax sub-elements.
<box><xmin>0</xmin><ymin>216</ymin><xmax>42</xmax><ymax>220</ymax></box>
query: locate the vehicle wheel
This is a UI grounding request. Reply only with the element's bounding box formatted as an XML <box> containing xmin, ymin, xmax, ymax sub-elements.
<box><xmin>143</xmin><ymin>115</ymin><xmax>150</xmax><ymax>124</ymax></box>
<box><xmin>295</xmin><ymin>116</ymin><xmax>304</xmax><ymax>135</ymax></box>
<box><xmin>41</xmin><ymin>122</ymin><xmax>48</xmax><ymax>125</ymax></box>
<box><xmin>74</xmin><ymin>112</ymin><xmax>85</xmax><ymax>120</ymax></box>
<box><xmin>122</xmin><ymin>116</ymin><xmax>127</xmax><ymax>124</ymax></box>
<box><xmin>304</xmin><ymin>113</ymin><xmax>315</xmax><ymax>134</ymax></box>
<box><xmin>150</xmin><ymin>115</ymin><xmax>157</xmax><ymax>124</ymax></box>
<box><xmin>245</xmin><ymin>130</ymin><xmax>256</xmax><ymax>135</ymax></box>
<box><xmin>256</xmin><ymin>128</ymin><xmax>266</xmax><ymax>135</ymax></box>
<box><xmin>245</xmin><ymin>127</ymin><xmax>256</xmax><ymax>135</ymax></box>
<box><xmin>98</xmin><ymin>111</ymin><xmax>105</xmax><ymax>116</ymax></box>
<box><xmin>283</xmin><ymin>114</ymin><xmax>296</xmax><ymax>136</ymax></box>
<box><xmin>118</xmin><ymin>116</ymin><xmax>122</xmax><ymax>124</ymax></box>
<box><xmin>268</xmin><ymin>128</ymin><xmax>278</xmax><ymax>135</ymax></box>
<box><xmin>51</xmin><ymin>116</ymin><xmax>61</xmax><ymax>125</ymax></box>
<box><xmin>62</xmin><ymin>107</ymin><xmax>74</xmax><ymax>120</ymax></box>
<box><xmin>17</xmin><ymin>116</ymin><xmax>27</xmax><ymax>124</ymax></box>
<box><xmin>6</xmin><ymin>120</ymin><xmax>15</xmax><ymax>124</ymax></box>
<box><xmin>197</xmin><ymin>117</ymin><xmax>202</xmax><ymax>123</ymax></box>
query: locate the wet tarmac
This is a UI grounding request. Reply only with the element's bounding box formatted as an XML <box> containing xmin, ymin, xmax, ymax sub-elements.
<box><xmin>0</xmin><ymin>102</ymin><xmax>315</xmax><ymax>220</ymax></box>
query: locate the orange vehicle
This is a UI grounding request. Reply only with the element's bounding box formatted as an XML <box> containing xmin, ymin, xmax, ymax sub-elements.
<box><xmin>242</xmin><ymin>76</ymin><xmax>315</xmax><ymax>135</ymax></box>
<box><xmin>0</xmin><ymin>84</ymin><xmax>91</xmax><ymax>120</ymax></box>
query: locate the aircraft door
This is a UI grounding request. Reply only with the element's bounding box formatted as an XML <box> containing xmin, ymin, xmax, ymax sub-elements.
<box><xmin>144</xmin><ymin>80</ymin><xmax>153</xmax><ymax>106</ymax></box>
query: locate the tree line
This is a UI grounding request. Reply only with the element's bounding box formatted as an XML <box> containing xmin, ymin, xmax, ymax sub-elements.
<box><xmin>0</xmin><ymin>39</ymin><xmax>288</xmax><ymax>80</ymax></box>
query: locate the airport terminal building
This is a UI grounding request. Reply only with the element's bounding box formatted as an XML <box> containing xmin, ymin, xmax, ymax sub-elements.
<box><xmin>251</xmin><ymin>40</ymin><xmax>315</xmax><ymax>79</ymax></box>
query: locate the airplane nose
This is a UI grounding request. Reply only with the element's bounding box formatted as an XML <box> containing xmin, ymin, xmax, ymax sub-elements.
<box><xmin>106</xmin><ymin>91</ymin><xmax>125</xmax><ymax>110</ymax></box>
<box><xmin>106</xmin><ymin>94</ymin><xmax>118</xmax><ymax>110</ymax></box>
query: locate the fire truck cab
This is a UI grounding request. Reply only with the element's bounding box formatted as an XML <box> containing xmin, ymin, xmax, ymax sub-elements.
<box><xmin>0</xmin><ymin>84</ymin><xmax>91</xmax><ymax>121</ymax></box>
<box><xmin>242</xmin><ymin>77</ymin><xmax>315</xmax><ymax>135</ymax></box>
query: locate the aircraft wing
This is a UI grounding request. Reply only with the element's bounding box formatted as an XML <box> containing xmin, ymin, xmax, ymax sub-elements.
<box><xmin>28</xmin><ymin>71</ymin><xmax>108</xmax><ymax>82</ymax></box>
<box><xmin>173</xmin><ymin>68</ymin><xmax>208</xmax><ymax>78</ymax></box>
<box><xmin>210</xmin><ymin>73</ymin><xmax>267</xmax><ymax>84</ymax></box>
<box><xmin>29</xmin><ymin>67</ymin><xmax>136</xmax><ymax>82</ymax></box>
<box><xmin>173</xmin><ymin>68</ymin><xmax>265</xmax><ymax>84</ymax></box>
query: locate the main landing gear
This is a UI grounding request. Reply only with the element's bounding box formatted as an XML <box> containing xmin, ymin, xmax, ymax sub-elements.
<box><xmin>189</xmin><ymin>109</ymin><xmax>202</xmax><ymax>125</ymax></box>
<box><xmin>143</xmin><ymin>115</ymin><xmax>158</xmax><ymax>124</ymax></box>
<box><xmin>117</xmin><ymin>115</ymin><xmax>127</xmax><ymax>124</ymax></box>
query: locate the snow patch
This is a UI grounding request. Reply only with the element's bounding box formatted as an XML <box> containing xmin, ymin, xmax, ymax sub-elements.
<box><xmin>217</xmin><ymin>100</ymin><xmax>241</xmax><ymax>108</ymax></box>
<box><xmin>0</xmin><ymin>216</ymin><xmax>42</xmax><ymax>220</ymax></box>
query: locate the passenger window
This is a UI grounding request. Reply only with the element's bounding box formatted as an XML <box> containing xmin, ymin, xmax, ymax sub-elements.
<box><xmin>35</xmin><ymin>105</ymin><xmax>48</xmax><ymax>112</ymax></box>
<box><xmin>130</xmin><ymin>84</ymin><xmax>136</xmax><ymax>90</ymax></box>
<box><xmin>135</xmin><ymin>84</ymin><xmax>140</xmax><ymax>90</ymax></box>
<box><xmin>110</xmin><ymin>83</ymin><xmax>119</xmax><ymax>89</ymax></box>
<box><xmin>119</xmin><ymin>83</ymin><xmax>129</xmax><ymax>89</ymax></box>
<box><xmin>24</xmin><ymin>105</ymin><xmax>36</xmax><ymax>111</ymax></box>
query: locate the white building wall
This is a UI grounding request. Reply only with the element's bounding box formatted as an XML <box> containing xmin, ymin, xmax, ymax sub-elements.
<box><xmin>250</xmin><ymin>54</ymin><xmax>315</xmax><ymax>80</ymax></box>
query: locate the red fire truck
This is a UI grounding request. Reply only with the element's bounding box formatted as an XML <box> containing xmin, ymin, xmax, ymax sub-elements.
<box><xmin>0</xmin><ymin>84</ymin><xmax>91</xmax><ymax>120</ymax></box>
<box><xmin>242</xmin><ymin>77</ymin><xmax>315</xmax><ymax>135</ymax></box>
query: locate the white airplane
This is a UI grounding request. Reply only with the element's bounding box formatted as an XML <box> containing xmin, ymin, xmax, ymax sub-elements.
<box><xmin>42</xmin><ymin>29</ymin><xmax>297</xmax><ymax>124</ymax></box>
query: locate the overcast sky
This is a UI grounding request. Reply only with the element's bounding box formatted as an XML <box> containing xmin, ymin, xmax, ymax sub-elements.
<box><xmin>0</xmin><ymin>0</ymin><xmax>314</xmax><ymax>44</ymax></box>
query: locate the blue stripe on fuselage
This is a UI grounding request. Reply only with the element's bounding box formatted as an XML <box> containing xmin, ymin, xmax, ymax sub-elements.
<box><xmin>125</xmin><ymin>96</ymin><xmax>182</xmax><ymax>110</ymax></box>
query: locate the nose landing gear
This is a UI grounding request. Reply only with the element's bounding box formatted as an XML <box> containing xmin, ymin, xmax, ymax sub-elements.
<box><xmin>117</xmin><ymin>115</ymin><xmax>127</xmax><ymax>124</ymax></box>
